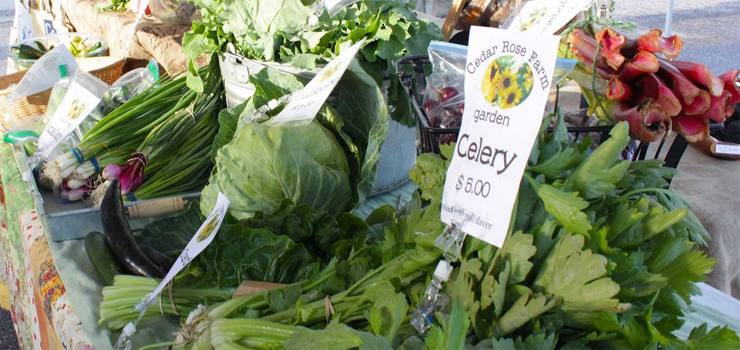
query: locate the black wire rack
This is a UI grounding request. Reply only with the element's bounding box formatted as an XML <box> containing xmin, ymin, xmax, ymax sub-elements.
<box><xmin>395</xmin><ymin>55</ymin><xmax>721</xmax><ymax>169</ymax></box>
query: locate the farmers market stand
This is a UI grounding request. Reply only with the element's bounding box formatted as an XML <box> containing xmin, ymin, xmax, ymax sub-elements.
<box><xmin>1</xmin><ymin>130</ymin><xmax>740</xmax><ymax>348</ymax></box>
<box><xmin>1</xmin><ymin>1</ymin><xmax>739</xmax><ymax>348</ymax></box>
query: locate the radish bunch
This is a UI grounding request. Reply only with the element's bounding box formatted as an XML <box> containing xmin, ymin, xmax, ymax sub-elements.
<box><xmin>570</xmin><ymin>27</ymin><xmax>739</xmax><ymax>142</ymax></box>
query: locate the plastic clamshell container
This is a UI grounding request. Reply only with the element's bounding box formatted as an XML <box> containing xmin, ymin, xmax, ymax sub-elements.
<box><xmin>9</xmin><ymin>33</ymin><xmax>108</xmax><ymax>70</ymax></box>
<box><xmin>12</xmin><ymin>146</ymin><xmax>198</xmax><ymax>241</ymax></box>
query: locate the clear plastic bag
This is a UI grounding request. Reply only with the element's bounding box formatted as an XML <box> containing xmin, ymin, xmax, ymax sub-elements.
<box><xmin>96</xmin><ymin>67</ymin><xmax>157</xmax><ymax>117</ymax></box>
<box><xmin>423</xmin><ymin>41</ymin><xmax>467</xmax><ymax>144</ymax></box>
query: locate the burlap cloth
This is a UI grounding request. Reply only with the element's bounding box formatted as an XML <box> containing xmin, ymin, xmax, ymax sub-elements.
<box><xmin>672</xmin><ymin>146</ymin><xmax>740</xmax><ymax>299</ymax></box>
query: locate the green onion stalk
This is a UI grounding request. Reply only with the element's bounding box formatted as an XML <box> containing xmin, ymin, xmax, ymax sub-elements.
<box><xmin>89</xmin><ymin>59</ymin><xmax>224</xmax><ymax>204</ymax></box>
<box><xmin>45</xmin><ymin>73</ymin><xmax>190</xmax><ymax>186</ymax></box>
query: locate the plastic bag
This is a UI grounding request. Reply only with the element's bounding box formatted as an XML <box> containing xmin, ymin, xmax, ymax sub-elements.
<box><xmin>96</xmin><ymin>67</ymin><xmax>157</xmax><ymax>116</ymax></box>
<box><xmin>422</xmin><ymin>41</ymin><xmax>467</xmax><ymax>144</ymax></box>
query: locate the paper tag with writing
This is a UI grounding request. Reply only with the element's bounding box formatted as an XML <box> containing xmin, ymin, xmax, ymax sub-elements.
<box><xmin>14</xmin><ymin>2</ymin><xmax>34</xmax><ymax>41</ymax></box>
<box><xmin>135</xmin><ymin>193</ymin><xmax>231</xmax><ymax>311</ymax></box>
<box><xmin>322</xmin><ymin>0</ymin><xmax>360</xmax><ymax>16</ymax></box>
<box><xmin>269</xmin><ymin>39</ymin><xmax>365</xmax><ymax>126</ymax></box>
<box><xmin>34</xmin><ymin>70</ymin><xmax>107</xmax><ymax>160</ymax></box>
<box><xmin>440</xmin><ymin>26</ymin><xmax>559</xmax><ymax>248</ymax></box>
<box><xmin>715</xmin><ymin>143</ymin><xmax>740</xmax><ymax>156</ymax></box>
<box><xmin>503</xmin><ymin>0</ymin><xmax>595</xmax><ymax>34</ymax></box>
<box><xmin>8</xmin><ymin>45</ymin><xmax>79</xmax><ymax>103</ymax></box>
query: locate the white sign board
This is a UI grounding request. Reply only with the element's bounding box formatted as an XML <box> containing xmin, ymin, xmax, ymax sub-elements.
<box><xmin>440</xmin><ymin>26</ymin><xmax>559</xmax><ymax>247</ymax></box>
<box><xmin>503</xmin><ymin>0</ymin><xmax>595</xmax><ymax>34</ymax></box>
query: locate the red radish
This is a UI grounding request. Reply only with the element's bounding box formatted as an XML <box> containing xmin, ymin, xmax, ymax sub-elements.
<box><xmin>638</xmin><ymin>74</ymin><xmax>682</xmax><ymax>116</ymax></box>
<box><xmin>695</xmin><ymin>91</ymin><xmax>734</xmax><ymax>123</ymax></box>
<box><xmin>674</xmin><ymin>114</ymin><xmax>709</xmax><ymax>143</ymax></box>
<box><xmin>658</xmin><ymin>60</ymin><xmax>710</xmax><ymax>114</ymax></box>
<box><xmin>719</xmin><ymin>70</ymin><xmax>740</xmax><ymax>104</ymax></box>
<box><xmin>613</xmin><ymin>99</ymin><xmax>671</xmax><ymax>142</ymax></box>
<box><xmin>606</xmin><ymin>76</ymin><xmax>632</xmax><ymax>101</ymax></box>
<box><xmin>622</xmin><ymin>29</ymin><xmax>683</xmax><ymax>59</ymax></box>
<box><xmin>667</xmin><ymin>60</ymin><xmax>724</xmax><ymax>97</ymax></box>
<box><xmin>618</xmin><ymin>51</ymin><xmax>659</xmax><ymax>82</ymax></box>
<box><xmin>423</xmin><ymin>99</ymin><xmax>438</xmax><ymax>113</ymax></box>
<box><xmin>596</xmin><ymin>28</ymin><xmax>627</xmax><ymax>70</ymax></box>
<box><xmin>439</xmin><ymin>87</ymin><xmax>459</xmax><ymax>102</ymax></box>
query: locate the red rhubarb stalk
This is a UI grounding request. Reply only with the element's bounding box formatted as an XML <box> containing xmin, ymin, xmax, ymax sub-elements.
<box><xmin>596</xmin><ymin>28</ymin><xmax>627</xmax><ymax>70</ymax></box>
<box><xmin>606</xmin><ymin>76</ymin><xmax>633</xmax><ymax>101</ymax></box>
<box><xmin>613</xmin><ymin>99</ymin><xmax>671</xmax><ymax>142</ymax></box>
<box><xmin>658</xmin><ymin>59</ymin><xmax>711</xmax><ymax>114</ymax></box>
<box><xmin>666</xmin><ymin>60</ymin><xmax>724</xmax><ymax>97</ymax></box>
<box><xmin>695</xmin><ymin>91</ymin><xmax>734</xmax><ymax>123</ymax></box>
<box><xmin>618</xmin><ymin>51</ymin><xmax>659</xmax><ymax>82</ymax></box>
<box><xmin>638</xmin><ymin>74</ymin><xmax>682</xmax><ymax>116</ymax></box>
<box><xmin>569</xmin><ymin>28</ymin><xmax>615</xmax><ymax>79</ymax></box>
<box><xmin>674</xmin><ymin>114</ymin><xmax>709</xmax><ymax>143</ymax></box>
<box><xmin>622</xmin><ymin>29</ymin><xmax>684</xmax><ymax>59</ymax></box>
<box><xmin>719</xmin><ymin>70</ymin><xmax>740</xmax><ymax>104</ymax></box>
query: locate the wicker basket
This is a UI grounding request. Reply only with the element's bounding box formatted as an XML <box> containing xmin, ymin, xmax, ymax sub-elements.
<box><xmin>0</xmin><ymin>57</ymin><xmax>125</xmax><ymax>130</ymax></box>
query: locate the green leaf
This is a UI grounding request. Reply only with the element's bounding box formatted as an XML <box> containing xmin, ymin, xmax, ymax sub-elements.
<box><xmin>500</xmin><ymin>231</ymin><xmax>537</xmax><ymax>284</ymax></box>
<box><xmin>409</xmin><ymin>153</ymin><xmax>449</xmax><ymax>202</ymax></box>
<box><xmin>646</xmin><ymin>239</ymin><xmax>715</xmax><ymax>299</ymax></box>
<box><xmin>567</xmin><ymin>122</ymin><xmax>631</xmax><ymax>199</ymax></box>
<box><xmin>285</xmin><ymin>320</ymin><xmax>391</xmax><ymax>350</ymax></box>
<box><xmin>492</xmin><ymin>293</ymin><xmax>559</xmax><ymax>338</ymax></box>
<box><xmin>425</xmin><ymin>300</ymin><xmax>471</xmax><ymax>350</ymax></box>
<box><xmin>667</xmin><ymin>324</ymin><xmax>740</xmax><ymax>350</ymax></box>
<box><xmin>526</xmin><ymin>177</ymin><xmax>592</xmax><ymax>236</ymax></box>
<box><xmin>534</xmin><ymin>234</ymin><xmax>620</xmax><ymax>313</ymax></box>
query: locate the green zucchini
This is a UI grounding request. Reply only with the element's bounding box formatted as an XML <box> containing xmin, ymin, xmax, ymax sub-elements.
<box><xmin>84</xmin><ymin>231</ymin><xmax>124</xmax><ymax>285</ymax></box>
<box><xmin>16</xmin><ymin>44</ymin><xmax>45</xmax><ymax>59</ymax></box>
<box><xmin>32</xmin><ymin>40</ymin><xmax>48</xmax><ymax>52</ymax></box>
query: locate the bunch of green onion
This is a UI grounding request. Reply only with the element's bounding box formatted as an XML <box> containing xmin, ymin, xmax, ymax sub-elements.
<box><xmin>44</xmin><ymin>59</ymin><xmax>224</xmax><ymax>203</ymax></box>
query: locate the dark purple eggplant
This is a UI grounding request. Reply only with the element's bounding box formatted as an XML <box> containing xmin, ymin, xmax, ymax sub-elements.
<box><xmin>101</xmin><ymin>179</ymin><xmax>166</xmax><ymax>278</ymax></box>
<box><xmin>138</xmin><ymin>244</ymin><xmax>175</xmax><ymax>271</ymax></box>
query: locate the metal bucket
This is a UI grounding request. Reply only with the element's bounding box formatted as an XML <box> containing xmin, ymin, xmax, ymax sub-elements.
<box><xmin>218</xmin><ymin>52</ymin><xmax>415</xmax><ymax>195</ymax></box>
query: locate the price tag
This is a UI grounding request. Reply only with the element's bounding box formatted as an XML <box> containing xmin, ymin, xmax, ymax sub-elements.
<box><xmin>269</xmin><ymin>39</ymin><xmax>365</xmax><ymax>126</ymax></box>
<box><xmin>34</xmin><ymin>70</ymin><xmax>107</xmax><ymax>160</ymax></box>
<box><xmin>503</xmin><ymin>0</ymin><xmax>595</xmax><ymax>34</ymax></box>
<box><xmin>14</xmin><ymin>2</ymin><xmax>34</xmax><ymax>41</ymax></box>
<box><xmin>715</xmin><ymin>143</ymin><xmax>740</xmax><ymax>156</ymax></box>
<box><xmin>440</xmin><ymin>26</ymin><xmax>559</xmax><ymax>247</ymax></box>
<box><xmin>135</xmin><ymin>193</ymin><xmax>231</xmax><ymax>311</ymax></box>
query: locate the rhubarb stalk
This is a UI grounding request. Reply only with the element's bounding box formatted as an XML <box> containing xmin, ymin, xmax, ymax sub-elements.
<box><xmin>695</xmin><ymin>91</ymin><xmax>734</xmax><ymax>123</ymax></box>
<box><xmin>719</xmin><ymin>70</ymin><xmax>740</xmax><ymax>104</ymax></box>
<box><xmin>569</xmin><ymin>28</ymin><xmax>615</xmax><ymax>79</ymax></box>
<box><xmin>667</xmin><ymin>60</ymin><xmax>724</xmax><ymax>97</ymax></box>
<box><xmin>637</xmin><ymin>74</ymin><xmax>682</xmax><ymax>116</ymax></box>
<box><xmin>674</xmin><ymin>114</ymin><xmax>709</xmax><ymax>143</ymax></box>
<box><xmin>622</xmin><ymin>29</ymin><xmax>684</xmax><ymax>59</ymax></box>
<box><xmin>613</xmin><ymin>99</ymin><xmax>671</xmax><ymax>142</ymax></box>
<box><xmin>658</xmin><ymin>59</ymin><xmax>711</xmax><ymax>115</ymax></box>
<box><xmin>596</xmin><ymin>28</ymin><xmax>627</xmax><ymax>70</ymax></box>
<box><xmin>618</xmin><ymin>51</ymin><xmax>659</xmax><ymax>82</ymax></box>
<box><xmin>606</xmin><ymin>76</ymin><xmax>633</xmax><ymax>101</ymax></box>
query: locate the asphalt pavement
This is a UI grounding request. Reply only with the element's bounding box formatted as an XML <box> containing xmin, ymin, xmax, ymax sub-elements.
<box><xmin>612</xmin><ymin>0</ymin><xmax>740</xmax><ymax>73</ymax></box>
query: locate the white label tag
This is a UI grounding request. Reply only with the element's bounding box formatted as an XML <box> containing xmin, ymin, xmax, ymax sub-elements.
<box><xmin>503</xmin><ymin>0</ymin><xmax>595</xmax><ymax>34</ymax></box>
<box><xmin>440</xmin><ymin>26</ymin><xmax>559</xmax><ymax>248</ymax></box>
<box><xmin>322</xmin><ymin>0</ymin><xmax>359</xmax><ymax>16</ymax></box>
<box><xmin>269</xmin><ymin>39</ymin><xmax>365</xmax><ymax>126</ymax></box>
<box><xmin>9</xmin><ymin>45</ymin><xmax>79</xmax><ymax>103</ymax></box>
<box><xmin>36</xmin><ymin>72</ymin><xmax>106</xmax><ymax>159</ymax></box>
<box><xmin>135</xmin><ymin>193</ymin><xmax>231</xmax><ymax>311</ymax></box>
<box><xmin>715</xmin><ymin>143</ymin><xmax>740</xmax><ymax>156</ymax></box>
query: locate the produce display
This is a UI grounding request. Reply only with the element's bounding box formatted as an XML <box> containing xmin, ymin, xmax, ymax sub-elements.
<box><xmin>183</xmin><ymin>0</ymin><xmax>441</xmax><ymax>125</ymax></box>
<box><xmin>5</xmin><ymin>1</ymin><xmax>739</xmax><ymax>349</ymax></box>
<box><xmin>94</xmin><ymin>118</ymin><xmax>740</xmax><ymax>349</ymax></box>
<box><xmin>568</xmin><ymin>27</ymin><xmax>739</xmax><ymax>143</ymax></box>
<box><xmin>10</xmin><ymin>35</ymin><xmax>105</xmax><ymax>60</ymax></box>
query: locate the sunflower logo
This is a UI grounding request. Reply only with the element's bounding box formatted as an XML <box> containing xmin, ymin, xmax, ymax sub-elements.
<box><xmin>480</xmin><ymin>55</ymin><xmax>534</xmax><ymax>109</ymax></box>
